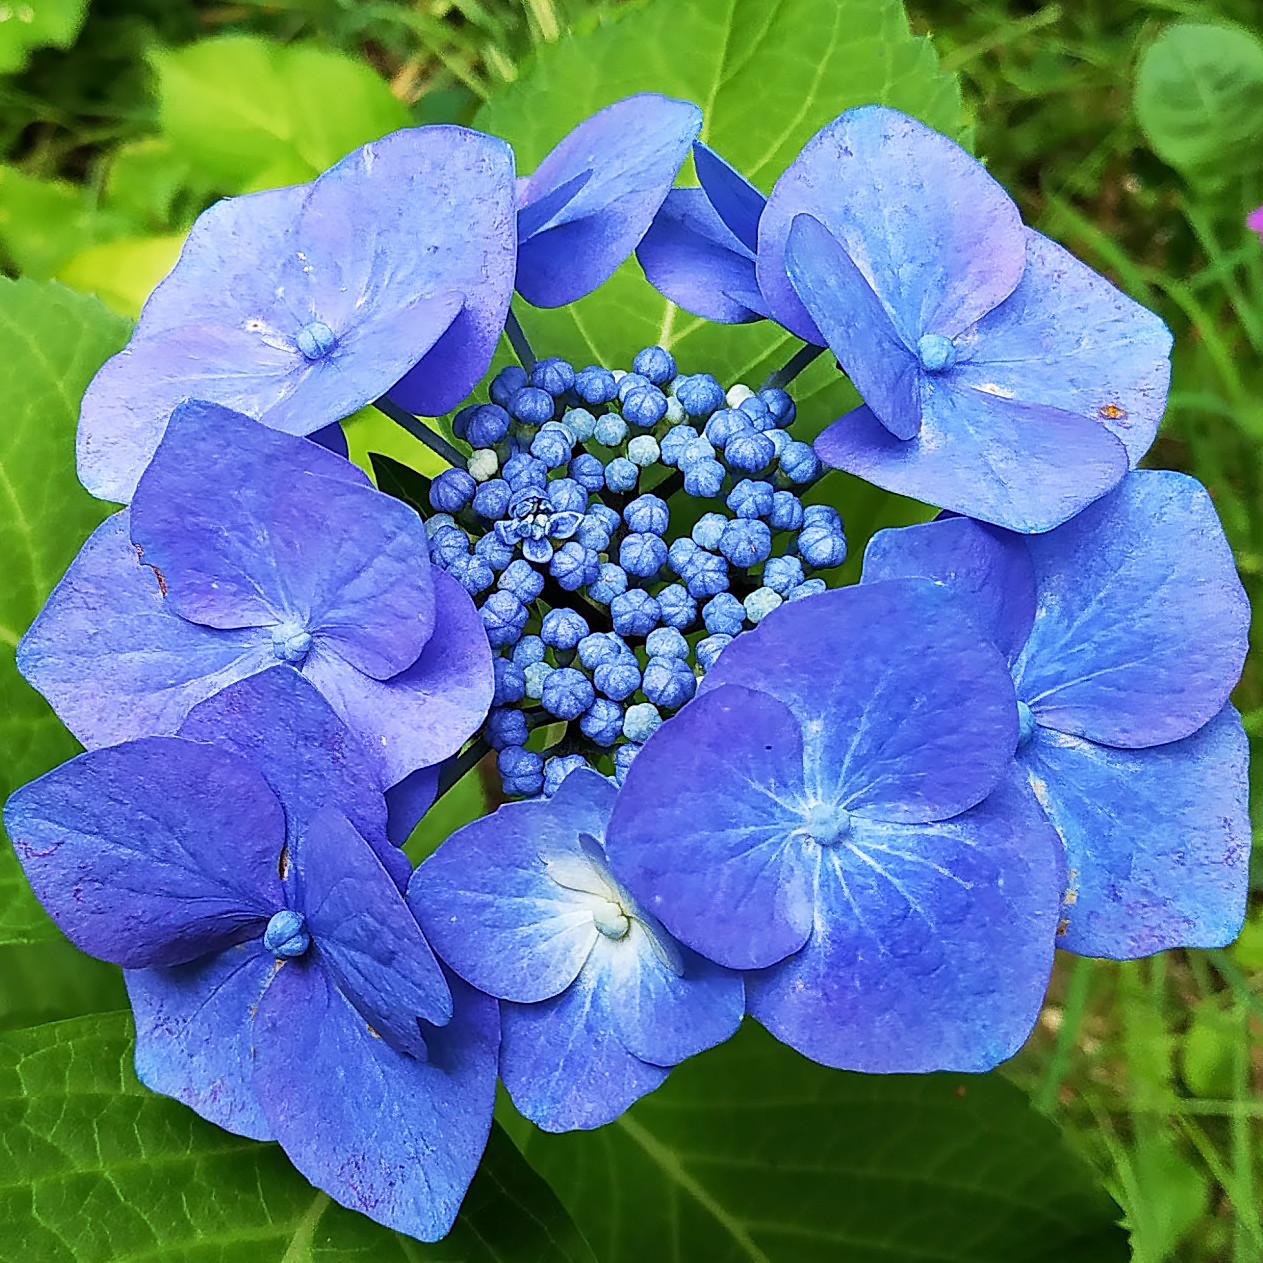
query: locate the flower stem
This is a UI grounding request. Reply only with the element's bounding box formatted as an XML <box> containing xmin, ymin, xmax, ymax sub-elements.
<box><xmin>437</xmin><ymin>738</ymin><xmax>490</xmax><ymax>799</ymax></box>
<box><xmin>762</xmin><ymin>342</ymin><xmax>826</xmax><ymax>391</ymax></box>
<box><xmin>373</xmin><ymin>395</ymin><xmax>467</xmax><ymax>470</ymax></box>
<box><xmin>504</xmin><ymin>306</ymin><xmax>537</xmax><ymax>372</ymax></box>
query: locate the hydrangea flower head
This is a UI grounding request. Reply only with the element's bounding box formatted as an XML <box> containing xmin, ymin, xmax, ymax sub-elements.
<box><xmin>605</xmin><ymin>580</ymin><xmax>1063</xmax><ymax>1072</ymax></box>
<box><xmin>78</xmin><ymin>126</ymin><xmax>517</xmax><ymax>501</ymax></box>
<box><xmin>515</xmin><ymin>94</ymin><xmax>703</xmax><ymax>308</ymax></box>
<box><xmin>863</xmin><ymin>470</ymin><xmax>1252</xmax><ymax>957</ymax></box>
<box><xmin>4</xmin><ymin>669</ymin><xmax>498</xmax><ymax>1241</ymax></box>
<box><xmin>20</xmin><ymin>400</ymin><xmax>492</xmax><ymax>787</ymax></box>
<box><xmin>409</xmin><ymin>769</ymin><xmax>743</xmax><ymax>1129</ymax></box>
<box><xmin>767</xmin><ymin>108</ymin><xmax>1173</xmax><ymax>531</ymax></box>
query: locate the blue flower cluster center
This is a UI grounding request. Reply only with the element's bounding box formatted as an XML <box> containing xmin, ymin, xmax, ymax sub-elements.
<box><xmin>424</xmin><ymin>345</ymin><xmax>846</xmax><ymax>798</ymax></box>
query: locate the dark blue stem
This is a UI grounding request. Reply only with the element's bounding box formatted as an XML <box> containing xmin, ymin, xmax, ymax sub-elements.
<box><xmin>373</xmin><ymin>395</ymin><xmax>467</xmax><ymax>470</ymax></box>
<box><xmin>436</xmin><ymin>738</ymin><xmax>491</xmax><ymax>799</ymax></box>
<box><xmin>504</xmin><ymin>306</ymin><xmax>537</xmax><ymax>372</ymax></box>
<box><xmin>762</xmin><ymin>341</ymin><xmax>827</xmax><ymax>391</ymax></box>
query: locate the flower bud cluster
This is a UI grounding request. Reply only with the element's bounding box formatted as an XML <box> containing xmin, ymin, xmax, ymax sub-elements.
<box><xmin>423</xmin><ymin>346</ymin><xmax>845</xmax><ymax>798</ymax></box>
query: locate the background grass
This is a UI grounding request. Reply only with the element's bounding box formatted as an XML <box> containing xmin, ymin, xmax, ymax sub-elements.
<box><xmin>1</xmin><ymin>1</ymin><xmax>1260</xmax><ymax>1260</ymax></box>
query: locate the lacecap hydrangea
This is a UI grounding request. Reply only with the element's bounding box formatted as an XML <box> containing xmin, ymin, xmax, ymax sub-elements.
<box><xmin>3</xmin><ymin>95</ymin><xmax>1250</xmax><ymax>1245</ymax></box>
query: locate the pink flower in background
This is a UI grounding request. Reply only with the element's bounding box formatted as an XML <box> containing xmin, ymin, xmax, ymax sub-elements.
<box><xmin>1247</xmin><ymin>206</ymin><xmax>1263</xmax><ymax>239</ymax></box>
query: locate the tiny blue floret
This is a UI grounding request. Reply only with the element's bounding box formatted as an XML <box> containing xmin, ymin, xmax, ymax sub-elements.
<box><xmin>295</xmin><ymin>320</ymin><xmax>337</xmax><ymax>361</ymax></box>
<box><xmin>264</xmin><ymin>908</ymin><xmax>311</xmax><ymax>958</ymax></box>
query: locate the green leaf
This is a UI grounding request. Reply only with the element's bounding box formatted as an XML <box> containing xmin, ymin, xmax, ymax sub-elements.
<box><xmin>474</xmin><ymin>0</ymin><xmax>962</xmax><ymax>438</ymax></box>
<box><xmin>56</xmin><ymin>235</ymin><xmax>187</xmax><ymax>319</ymax></box>
<box><xmin>153</xmin><ymin>35</ymin><xmax>413</xmax><ymax>194</ymax></box>
<box><xmin>345</xmin><ymin>405</ymin><xmax>452</xmax><ymax>483</ymax></box>
<box><xmin>0</xmin><ymin>166</ymin><xmax>132</xmax><ymax>280</ymax></box>
<box><xmin>0</xmin><ymin>1011</ymin><xmax>596</xmax><ymax>1261</ymax></box>
<box><xmin>0</xmin><ymin>0</ymin><xmax>86</xmax><ymax>75</ymax></box>
<box><xmin>1119</xmin><ymin>1133</ymin><xmax>1209</xmax><ymax>1262</ymax></box>
<box><xmin>1180</xmin><ymin>998</ymin><xmax>1237</xmax><ymax>1098</ymax></box>
<box><xmin>103</xmin><ymin>138</ymin><xmax>203</xmax><ymax>233</ymax></box>
<box><xmin>369</xmin><ymin>452</ymin><xmax>434</xmax><ymax>517</ymax></box>
<box><xmin>0</xmin><ymin>939</ymin><xmax>125</xmax><ymax>1033</ymax></box>
<box><xmin>1134</xmin><ymin>21</ymin><xmax>1263</xmax><ymax>184</ymax></box>
<box><xmin>0</xmin><ymin>279</ymin><xmax>132</xmax><ymax>948</ymax></box>
<box><xmin>512</xmin><ymin>1022</ymin><xmax>1129</xmax><ymax>1263</ymax></box>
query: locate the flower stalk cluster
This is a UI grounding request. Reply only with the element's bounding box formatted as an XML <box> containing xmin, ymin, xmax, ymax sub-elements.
<box><xmin>2</xmin><ymin>93</ymin><xmax>1251</xmax><ymax>1244</ymax></box>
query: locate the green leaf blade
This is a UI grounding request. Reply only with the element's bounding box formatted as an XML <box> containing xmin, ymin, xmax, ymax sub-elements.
<box><xmin>1</xmin><ymin>1012</ymin><xmax>596</xmax><ymax>1262</ymax></box>
<box><xmin>0</xmin><ymin>0</ymin><xmax>86</xmax><ymax>75</ymax></box>
<box><xmin>516</xmin><ymin>1023</ymin><xmax>1129</xmax><ymax>1263</ymax></box>
<box><xmin>153</xmin><ymin>36</ymin><xmax>413</xmax><ymax>195</ymax></box>
<box><xmin>0</xmin><ymin>278</ymin><xmax>131</xmax><ymax>948</ymax></box>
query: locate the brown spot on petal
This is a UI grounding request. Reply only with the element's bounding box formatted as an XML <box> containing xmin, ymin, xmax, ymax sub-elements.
<box><xmin>1056</xmin><ymin>919</ymin><xmax>1070</xmax><ymax>937</ymax></box>
<box><xmin>1098</xmin><ymin>403</ymin><xmax>1127</xmax><ymax>421</ymax></box>
<box><xmin>278</xmin><ymin>844</ymin><xmax>290</xmax><ymax>882</ymax></box>
<box><xmin>133</xmin><ymin>543</ymin><xmax>168</xmax><ymax>596</ymax></box>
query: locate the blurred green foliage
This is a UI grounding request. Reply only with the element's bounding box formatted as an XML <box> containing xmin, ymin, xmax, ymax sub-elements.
<box><xmin>0</xmin><ymin>1</ymin><xmax>1260</xmax><ymax>1260</ymax></box>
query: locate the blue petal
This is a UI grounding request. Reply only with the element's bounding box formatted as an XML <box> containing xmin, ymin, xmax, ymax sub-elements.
<box><xmin>700</xmin><ymin>582</ymin><xmax>1019</xmax><ymax>823</ymax></box>
<box><xmin>748</xmin><ymin>770</ymin><xmax>1060</xmax><ymax>1071</ymax></box>
<box><xmin>77</xmin><ymin>129</ymin><xmax>517</xmax><ymax>502</ymax></box>
<box><xmin>135</xmin><ymin>185</ymin><xmax>308</xmax><ymax>333</ymax></box>
<box><xmin>78</xmin><ymin>186</ymin><xmax>308</xmax><ymax>501</ymax></box>
<box><xmin>385</xmin><ymin>765</ymin><xmax>440</xmax><ymax>849</ymax></box>
<box><xmin>76</xmin><ymin>327</ymin><xmax>306</xmax><ymax>504</ymax></box>
<box><xmin>499</xmin><ymin>969</ymin><xmax>668</xmax><ymax>1132</ymax></box>
<box><xmin>815</xmin><ymin>392</ymin><xmax>1128</xmax><ymax>534</ymax></box>
<box><xmin>636</xmin><ymin>189</ymin><xmax>767</xmax><ymax>324</ymax></box>
<box><xmin>693</xmin><ymin>141</ymin><xmax>764</xmax><ymax>253</ymax></box>
<box><xmin>1021</xmin><ymin>707</ymin><xmax>1250</xmax><ymax>958</ymax></box>
<box><xmin>951</xmin><ymin>228</ymin><xmax>1173</xmax><ymax>469</ymax></box>
<box><xmin>126</xmin><ymin>942</ymin><xmax>276</xmax><ymax>1141</ymax></box>
<box><xmin>758</xmin><ymin>106</ymin><xmax>1026</xmax><ymax>346</ymax></box>
<box><xmin>309</xmin><ymin>422</ymin><xmax>348</xmax><ymax>458</ymax></box>
<box><xmin>252</xmin><ymin>961</ymin><xmax>499</xmax><ymax>1241</ymax></box>
<box><xmin>297</xmin><ymin>805</ymin><xmax>451</xmax><ymax>1055</ymax></box>
<box><xmin>286</xmin><ymin>127</ymin><xmax>517</xmax><ymax>419</ymax></box>
<box><xmin>131</xmin><ymin>401</ymin><xmax>435</xmax><ymax>680</ymax></box>
<box><xmin>262</xmin><ymin>289</ymin><xmax>466</xmax><ymax>438</ymax></box>
<box><xmin>16</xmin><ymin>512</ymin><xmax>269</xmax><ymax>748</ymax></box>
<box><xmin>4</xmin><ymin>738</ymin><xmax>284</xmax><ymax>968</ymax></box>
<box><xmin>516</xmin><ymin>168</ymin><xmax>593</xmax><ymax>241</ymax></box>
<box><xmin>547</xmin><ymin>510</ymin><xmax>583</xmax><ymax>540</ymax></box>
<box><xmin>515</xmin><ymin>95</ymin><xmax>703</xmax><ymax>307</ymax></box>
<box><xmin>521</xmin><ymin>536</ymin><xmax>554</xmax><ymax>565</ymax></box>
<box><xmin>409</xmin><ymin>771</ymin><xmax>617</xmax><ymax>1003</ymax></box>
<box><xmin>606</xmin><ymin>684</ymin><xmax>817</xmax><ymax>972</ymax></box>
<box><xmin>861</xmin><ymin>515</ymin><xmax>1036</xmax><ymax>664</ymax></box>
<box><xmin>303</xmin><ymin>571</ymin><xmax>493</xmax><ymax>787</ymax></box>
<box><xmin>495</xmin><ymin>520</ymin><xmax>525</xmax><ymax>546</ymax></box>
<box><xmin>603</xmin><ymin>933</ymin><xmax>744</xmax><ymax>1067</ymax></box>
<box><xmin>1015</xmin><ymin>470</ymin><xmax>1250</xmax><ymax>746</ymax></box>
<box><xmin>177</xmin><ymin>667</ymin><xmax>410</xmax><ymax>891</ymax></box>
<box><xmin>786</xmin><ymin>214</ymin><xmax>919</xmax><ymax>438</ymax></box>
